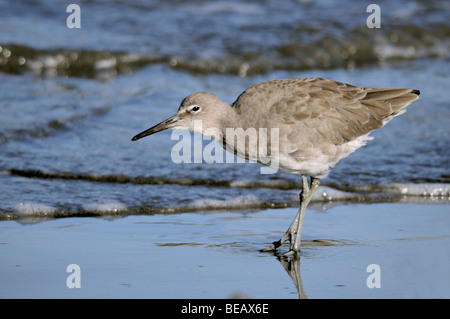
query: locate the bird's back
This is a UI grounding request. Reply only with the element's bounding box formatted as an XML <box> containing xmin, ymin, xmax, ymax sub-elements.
<box><xmin>228</xmin><ymin>78</ymin><xmax>419</xmax><ymax>177</ymax></box>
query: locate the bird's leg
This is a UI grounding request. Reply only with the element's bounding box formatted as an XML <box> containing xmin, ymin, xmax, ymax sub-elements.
<box><xmin>266</xmin><ymin>176</ymin><xmax>320</xmax><ymax>255</ymax></box>
<box><xmin>281</xmin><ymin>175</ymin><xmax>310</xmax><ymax>247</ymax></box>
<box><xmin>289</xmin><ymin>176</ymin><xmax>320</xmax><ymax>254</ymax></box>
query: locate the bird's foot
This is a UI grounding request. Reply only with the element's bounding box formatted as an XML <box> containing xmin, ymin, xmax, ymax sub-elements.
<box><xmin>260</xmin><ymin>240</ymin><xmax>282</xmax><ymax>252</ymax></box>
<box><xmin>261</xmin><ymin>240</ymin><xmax>300</xmax><ymax>259</ymax></box>
<box><xmin>283</xmin><ymin>249</ymin><xmax>299</xmax><ymax>258</ymax></box>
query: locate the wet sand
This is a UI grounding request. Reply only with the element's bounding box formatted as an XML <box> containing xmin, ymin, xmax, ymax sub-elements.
<box><xmin>1</xmin><ymin>202</ymin><xmax>449</xmax><ymax>299</ymax></box>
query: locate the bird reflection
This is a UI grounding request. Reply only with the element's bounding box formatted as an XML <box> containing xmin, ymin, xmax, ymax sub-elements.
<box><xmin>276</xmin><ymin>254</ymin><xmax>308</xmax><ymax>299</ymax></box>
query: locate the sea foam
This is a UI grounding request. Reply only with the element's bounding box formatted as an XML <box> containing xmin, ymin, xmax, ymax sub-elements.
<box><xmin>14</xmin><ymin>202</ymin><xmax>57</xmax><ymax>215</ymax></box>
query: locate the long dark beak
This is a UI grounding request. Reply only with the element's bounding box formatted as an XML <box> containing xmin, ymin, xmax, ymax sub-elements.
<box><xmin>131</xmin><ymin>115</ymin><xmax>179</xmax><ymax>141</ymax></box>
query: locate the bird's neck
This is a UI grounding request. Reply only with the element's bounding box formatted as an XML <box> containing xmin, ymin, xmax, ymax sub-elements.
<box><xmin>199</xmin><ymin>103</ymin><xmax>237</xmax><ymax>144</ymax></box>
<box><xmin>217</xmin><ymin>103</ymin><xmax>238</xmax><ymax>132</ymax></box>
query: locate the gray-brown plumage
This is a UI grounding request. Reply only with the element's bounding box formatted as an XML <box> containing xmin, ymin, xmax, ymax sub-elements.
<box><xmin>132</xmin><ymin>77</ymin><xmax>420</xmax><ymax>256</ymax></box>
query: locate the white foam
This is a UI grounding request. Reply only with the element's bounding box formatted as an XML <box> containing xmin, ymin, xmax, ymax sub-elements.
<box><xmin>311</xmin><ymin>186</ymin><xmax>359</xmax><ymax>202</ymax></box>
<box><xmin>391</xmin><ymin>183</ymin><xmax>450</xmax><ymax>197</ymax></box>
<box><xmin>84</xmin><ymin>202</ymin><xmax>128</xmax><ymax>213</ymax></box>
<box><xmin>189</xmin><ymin>195</ymin><xmax>264</xmax><ymax>210</ymax></box>
<box><xmin>14</xmin><ymin>202</ymin><xmax>57</xmax><ymax>215</ymax></box>
<box><xmin>95</xmin><ymin>57</ymin><xmax>117</xmax><ymax>70</ymax></box>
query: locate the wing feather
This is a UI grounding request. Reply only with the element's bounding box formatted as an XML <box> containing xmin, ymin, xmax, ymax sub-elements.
<box><xmin>257</xmin><ymin>78</ymin><xmax>420</xmax><ymax>145</ymax></box>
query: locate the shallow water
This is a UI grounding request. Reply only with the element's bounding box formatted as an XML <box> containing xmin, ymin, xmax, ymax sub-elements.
<box><xmin>1</xmin><ymin>203</ymin><xmax>449</xmax><ymax>298</ymax></box>
<box><xmin>0</xmin><ymin>0</ymin><xmax>449</xmax><ymax>299</ymax></box>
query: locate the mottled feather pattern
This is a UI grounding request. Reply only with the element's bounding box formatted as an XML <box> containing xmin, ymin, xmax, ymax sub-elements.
<box><xmin>233</xmin><ymin>78</ymin><xmax>418</xmax><ymax>143</ymax></box>
<box><xmin>228</xmin><ymin>78</ymin><xmax>419</xmax><ymax>176</ymax></box>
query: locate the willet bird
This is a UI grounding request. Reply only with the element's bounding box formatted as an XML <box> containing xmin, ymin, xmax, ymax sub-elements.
<box><xmin>132</xmin><ymin>78</ymin><xmax>420</xmax><ymax>256</ymax></box>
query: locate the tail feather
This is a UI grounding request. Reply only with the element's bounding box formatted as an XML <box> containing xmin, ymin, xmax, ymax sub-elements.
<box><xmin>363</xmin><ymin>88</ymin><xmax>420</xmax><ymax>114</ymax></box>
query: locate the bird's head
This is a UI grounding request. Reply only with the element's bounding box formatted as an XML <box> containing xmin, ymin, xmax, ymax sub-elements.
<box><xmin>131</xmin><ymin>92</ymin><xmax>227</xmax><ymax>141</ymax></box>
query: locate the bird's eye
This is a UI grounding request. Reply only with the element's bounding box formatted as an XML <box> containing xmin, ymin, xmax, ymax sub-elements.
<box><xmin>191</xmin><ymin>106</ymin><xmax>200</xmax><ymax>112</ymax></box>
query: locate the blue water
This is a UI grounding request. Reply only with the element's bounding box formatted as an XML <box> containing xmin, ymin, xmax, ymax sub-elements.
<box><xmin>0</xmin><ymin>0</ymin><xmax>449</xmax><ymax>220</ymax></box>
